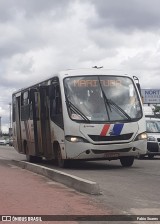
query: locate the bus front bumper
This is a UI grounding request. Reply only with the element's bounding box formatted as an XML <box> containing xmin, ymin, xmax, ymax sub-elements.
<box><xmin>64</xmin><ymin>139</ymin><xmax>147</xmax><ymax>160</ymax></box>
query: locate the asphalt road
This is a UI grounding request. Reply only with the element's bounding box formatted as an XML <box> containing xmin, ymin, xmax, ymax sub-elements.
<box><xmin>1</xmin><ymin>145</ymin><xmax>160</xmax><ymax>222</ymax></box>
<box><xmin>42</xmin><ymin>156</ymin><xmax>160</xmax><ymax>217</ymax></box>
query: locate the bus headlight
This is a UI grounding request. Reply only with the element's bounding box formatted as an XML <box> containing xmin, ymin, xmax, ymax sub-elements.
<box><xmin>134</xmin><ymin>132</ymin><xmax>147</xmax><ymax>141</ymax></box>
<box><xmin>65</xmin><ymin>136</ymin><xmax>89</xmax><ymax>143</ymax></box>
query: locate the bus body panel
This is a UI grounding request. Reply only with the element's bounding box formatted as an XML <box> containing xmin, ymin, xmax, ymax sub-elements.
<box><xmin>62</xmin><ymin>118</ymin><xmax>147</xmax><ymax>159</ymax></box>
<box><xmin>20</xmin><ymin>120</ymin><xmax>36</xmax><ymax>155</ymax></box>
<box><xmin>50</xmin><ymin>122</ymin><xmax>66</xmax><ymax>160</ymax></box>
<box><xmin>79</xmin><ymin>123</ymin><xmax>138</xmax><ymax>143</ymax></box>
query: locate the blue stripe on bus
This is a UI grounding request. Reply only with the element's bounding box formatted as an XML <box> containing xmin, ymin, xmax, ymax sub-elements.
<box><xmin>111</xmin><ymin>124</ymin><xmax>124</xmax><ymax>136</ymax></box>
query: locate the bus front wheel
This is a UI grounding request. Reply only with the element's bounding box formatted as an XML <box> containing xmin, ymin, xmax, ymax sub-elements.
<box><xmin>55</xmin><ymin>145</ymin><xmax>69</xmax><ymax>168</ymax></box>
<box><xmin>120</xmin><ymin>156</ymin><xmax>134</xmax><ymax>167</ymax></box>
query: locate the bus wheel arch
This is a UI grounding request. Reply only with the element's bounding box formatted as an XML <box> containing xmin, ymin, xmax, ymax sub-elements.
<box><xmin>53</xmin><ymin>141</ymin><xmax>69</xmax><ymax>168</ymax></box>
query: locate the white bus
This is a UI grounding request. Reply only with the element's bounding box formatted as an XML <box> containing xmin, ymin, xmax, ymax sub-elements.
<box><xmin>12</xmin><ymin>68</ymin><xmax>147</xmax><ymax>168</ymax></box>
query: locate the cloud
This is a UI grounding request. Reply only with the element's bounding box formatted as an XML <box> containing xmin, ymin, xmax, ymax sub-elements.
<box><xmin>0</xmin><ymin>0</ymin><xmax>71</xmax><ymax>21</ymax></box>
<box><xmin>0</xmin><ymin>0</ymin><xmax>160</xmax><ymax>132</ymax></box>
<box><xmin>88</xmin><ymin>0</ymin><xmax>160</xmax><ymax>31</ymax></box>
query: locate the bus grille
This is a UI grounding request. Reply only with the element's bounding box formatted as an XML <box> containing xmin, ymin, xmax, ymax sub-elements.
<box><xmin>88</xmin><ymin>133</ymin><xmax>133</xmax><ymax>142</ymax></box>
<box><xmin>92</xmin><ymin>148</ymin><xmax>132</xmax><ymax>154</ymax></box>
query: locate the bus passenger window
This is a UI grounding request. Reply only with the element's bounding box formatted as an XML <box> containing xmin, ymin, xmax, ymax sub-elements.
<box><xmin>12</xmin><ymin>96</ymin><xmax>16</xmax><ymax>122</ymax></box>
<box><xmin>50</xmin><ymin>86</ymin><xmax>62</xmax><ymax>116</ymax></box>
<box><xmin>50</xmin><ymin>85</ymin><xmax>63</xmax><ymax>129</ymax></box>
<box><xmin>21</xmin><ymin>91</ymin><xmax>30</xmax><ymax>121</ymax></box>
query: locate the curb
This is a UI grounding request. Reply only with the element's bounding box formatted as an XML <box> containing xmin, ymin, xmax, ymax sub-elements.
<box><xmin>11</xmin><ymin>160</ymin><xmax>101</xmax><ymax>195</ymax></box>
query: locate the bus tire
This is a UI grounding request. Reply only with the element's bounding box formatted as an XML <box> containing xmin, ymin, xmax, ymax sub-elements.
<box><xmin>120</xmin><ymin>156</ymin><xmax>134</xmax><ymax>167</ymax></box>
<box><xmin>55</xmin><ymin>144</ymin><xmax>69</xmax><ymax>168</ymax></box>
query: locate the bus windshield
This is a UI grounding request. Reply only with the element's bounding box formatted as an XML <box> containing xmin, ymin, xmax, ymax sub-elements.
<box><xmin>64</xmin><ymin>75</ymin><xmax>142</xmax><ymax>122</ymax></box>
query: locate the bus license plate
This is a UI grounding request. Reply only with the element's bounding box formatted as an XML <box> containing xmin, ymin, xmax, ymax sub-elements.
<box><xmin>104</xmin><ymin>153</ymin><xmax>119</xmax><ymax>158</ymax></box>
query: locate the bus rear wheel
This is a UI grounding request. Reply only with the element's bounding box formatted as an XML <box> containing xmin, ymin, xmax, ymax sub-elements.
<box><xmin>120</xmin><ymin>156</ymin><xmax>134</xmax><ymax>167</ymax></box>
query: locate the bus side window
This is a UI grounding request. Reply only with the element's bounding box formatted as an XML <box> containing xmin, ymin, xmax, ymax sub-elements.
<box><xmin>12</xmin><ymin>95</ymin><xmax>16</xmax><ymax>122</ymax></box>
<box><xmin>34</xmin><ymin>92</ymin><xmax>40</xmax><ymax>120</ymax></box>
<box><xmin>50</xmin><ymin>86</ymin><xmax>62</xmax><ymax>116</ymax></box>
<box><xmin>21</xmin><ymin>91</ymin><xmax>30</xmax><ymax>121</ymax></box>
<box><xmin>50</xmin><ymin>85</ymin><xmax>63</xmax><ymax>129</ymax></box>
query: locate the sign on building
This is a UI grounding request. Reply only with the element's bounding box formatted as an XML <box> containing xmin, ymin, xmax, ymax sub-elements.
<box><xmin>141</xmin><ymin>89</ymin><xmax>160</xmax><ymax>104</ymax></box>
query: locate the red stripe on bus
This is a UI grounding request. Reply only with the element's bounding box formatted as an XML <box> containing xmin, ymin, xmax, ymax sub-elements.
<box><xmin>100</xmin><ymin>124</ymin><xmax>110</xmax><ymax>136</ymax></box>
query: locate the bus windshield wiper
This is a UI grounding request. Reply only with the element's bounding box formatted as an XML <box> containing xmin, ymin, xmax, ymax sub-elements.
<box><xmin>65</xmin><ymin>98</ymin><xmax>90</xmax><ymax>122</ymax></box>
<box><xmin>97</xmin><ymin>76</ymin><xmax>111</xmax><ymax>120</ymax></box>
<box><xmin>97</xmin><ymin>76</ymin><xmax>131</xmax><ymax>121</ymax></box>
<box><xmin>107</xmin><ymin>98</ymin><xmax>132</xmax><ymax>121</ymax></box>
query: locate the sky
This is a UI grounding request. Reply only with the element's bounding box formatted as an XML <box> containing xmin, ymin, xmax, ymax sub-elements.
<box><xmin>0</xmin><ymin>0</ymin><xmax>160</xmax><ymax>132</ymax></box>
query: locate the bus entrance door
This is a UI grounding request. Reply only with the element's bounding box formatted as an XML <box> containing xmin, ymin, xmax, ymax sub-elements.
<box><xmin>39</xmin><ymin>86</ymin><xmax>52</xmax><ymax>158</ymax></box>
<box><xmin>30</xmin><ymin>87</ymin><xmax>52</xmax><ymax>158</ymax></box>
<box><xmin>15</xmin><ymin>95</ymin><xmax>23</xmax><ymax>152</ymax></box>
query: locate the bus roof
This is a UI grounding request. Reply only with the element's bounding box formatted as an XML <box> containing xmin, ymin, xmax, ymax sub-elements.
<box><xmin>59</xmin><ymin>68</ymin><xmax>131</xmax><ymax>77</ymax></box>
<box><xmin>13</xmin><ymin>68</ymin><xmax>133</xmax><ymax>95</ymax></box>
